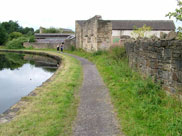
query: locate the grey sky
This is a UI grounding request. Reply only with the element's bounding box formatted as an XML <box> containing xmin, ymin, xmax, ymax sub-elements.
<box><xmin>0</xmin><ymin>0</ymin><xmax>180</xmax><ymax>30</ymax></box>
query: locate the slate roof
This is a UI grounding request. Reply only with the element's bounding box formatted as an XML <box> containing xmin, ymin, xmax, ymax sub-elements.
<box><xmin>76</xmin><ymin>20</ymin><xmax>175</xmax><ymax>31</ymax></box>
<box><xmin>35</xmin><ymin>33</ymin><xmax>74</xmax><ymax>36</ymax></box>
<box><xmin>112</xmin><ymin>20</ymin><xmax>175</xmax><ymax>30</ymax></box>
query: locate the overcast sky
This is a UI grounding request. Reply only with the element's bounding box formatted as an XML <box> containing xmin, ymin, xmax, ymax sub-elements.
<box><xmin>0</xmin><ymin>0</ymin><xmax>180</xmax><ymax>30</ymax></box>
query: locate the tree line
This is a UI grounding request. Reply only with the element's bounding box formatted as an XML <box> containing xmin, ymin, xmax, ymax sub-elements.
<box><xmin>0</xmin><ymin>20</ymin><xmax>34</xmax><ymax>45</ymax></box>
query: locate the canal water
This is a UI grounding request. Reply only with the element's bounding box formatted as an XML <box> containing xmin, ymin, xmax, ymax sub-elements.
<box><xmin>0</xmin><ymin>52</ymin><xmax>58</xmax><ymax>114</ymax></box>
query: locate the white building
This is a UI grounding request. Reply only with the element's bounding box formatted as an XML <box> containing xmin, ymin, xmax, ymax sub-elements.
<box><xmin>111</xmin><ymin>20</ymin><xmax>175</xmax><ymax>45</ymax></box>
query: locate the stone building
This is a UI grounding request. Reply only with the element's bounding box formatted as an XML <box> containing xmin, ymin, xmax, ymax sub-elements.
<box><xmin>76</xmin><ymin>15</ymin><xmax>112</xmax><ymax>52</ymax></box>
<box><xmin>76</xmin><ymin>15</ymin><xmax>175</xmax><ymax>51</ymax></box>
<box><xmin>35</xmin><ymin>33</ymin><xmax>73</xmax><ymax>43</ymax></box>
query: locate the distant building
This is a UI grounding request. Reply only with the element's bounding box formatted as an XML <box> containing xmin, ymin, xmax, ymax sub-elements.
<box><xmin>75</xmin><ymin>15</ymin><xmax>175</xmax><ymax>51</ymax></box>
<box><xmin>111</xmin><ymin>20</ymin><xmax>175</xmax><ymax>45</ymax></box>
<box><xmin>35</xmin><ymin>33</ymin><xmax>74</xmax><ymax>43</ymax></box>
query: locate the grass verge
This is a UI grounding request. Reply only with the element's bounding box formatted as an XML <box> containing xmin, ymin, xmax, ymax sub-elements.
<box><xmin>0</xmin><ymin>50</ymin><xmax>82</xmax><ymax>136</ymax></box>
<box><xmin>67</xmin><ymin>48</ymin><xmax>182</xmax><ymax>136</ymax></box>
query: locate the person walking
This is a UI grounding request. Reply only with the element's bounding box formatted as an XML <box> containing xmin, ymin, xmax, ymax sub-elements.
<box><xmin>60</xmin><ymin>42</ymin><xmax>64</xmax><ymax>53</ymax></box>
<box><xmin>56</xmin><ymin>44</ymin><xmax>59</xmax><ymax>52</ymax></box>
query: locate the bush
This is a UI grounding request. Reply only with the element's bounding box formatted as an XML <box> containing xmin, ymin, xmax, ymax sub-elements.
<box><xmin>92</xmin><ymin>50</ymin><xmax>105</xmax><ymax>56</ymax></box>
<box><xmin>43</xmin><ymin>27</ymin><xmax>61</xmax><ymax>33</ymax></box>
<box><xmin>9</xmin><ymin>32</ymin><xmax>23</xmax><ymax>40</ymax></box>
<box><xmin>6</xmin><ymin>37</ymin><xmax>28</xmax><ymax>49</ymax></box>
<box><xmin>109</xmin><ymin>46</ymin><xmax>126</xmax><ymax>61</ymax></box>
<box><xmin>28</xmin><ymin>35</ymin><xmax>35</xmax><ymax>42</ymax></box>
<box><xmin>71</xmin><ymin>45</ymin><xmax>76</xmax><ymax>51</ymax></box>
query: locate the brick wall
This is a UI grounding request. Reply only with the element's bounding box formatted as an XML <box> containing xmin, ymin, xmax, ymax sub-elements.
<box><xmin>125</xmin><ymin>39</ymin><xmax>182</xmax><ymax>93</ymax></box>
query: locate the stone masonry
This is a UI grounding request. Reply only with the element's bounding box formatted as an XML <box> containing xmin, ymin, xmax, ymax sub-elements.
<box><xmin>125</xmin><ymin>39</ymin><xmax>182</xmax><ymax>93</ymax></box>
<box><xmin>76</xmin><ymin>15</ymin><xmax>112</xmax><ymax>52</ymax></box>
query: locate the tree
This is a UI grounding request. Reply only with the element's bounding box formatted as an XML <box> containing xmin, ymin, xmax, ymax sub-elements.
<box><xmin>166</xmin><ymin>0</ymin><xmax>182</xmax><ymax>38</ymax></box>
<box><xmin>131</xmin><ymin>24</ymin><xmax>152</xmax><ymax>39</ymax></box>
<box><xmin>9</xmin><ymin>32</ymin><xmax>23</xmax><ymax>40</ymax></box>
<box><xmin>20</xmin><ymin>27</ymin><xmax>34</xmax><ymax>35</ymax></box>
<box><xmin>42</xmin><ymin>27</ymin><xmax>60</xmax><ymax>33</ymax></box>
<box><xmin>0</xmin><ymin>24</ymin><xmax>8</xmax><ymax>45</ymax></box>
<box><xmin>1</xmin><ymin>20</ymin><xmax>20</xmax><ymax>34</ymax></box>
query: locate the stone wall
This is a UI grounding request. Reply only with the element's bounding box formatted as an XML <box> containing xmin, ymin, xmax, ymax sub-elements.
<box><xmin>125</xmin><ymin>39</ymin><xmax>182</xmax><ymax>93</ymax></box>
<box><xmin>75</xmin><ymin>22</ymin><xmax>83</xmax><ymax>49</ymax></box>
<box><xmin>24</xmin><ymin>41</ymin><xmax>73</xmax><ymax>50</ymax></box>
<box><xmin>76</xmin><ymin>15</ymin><xmax>112</xmax><ymax>52</ymax></box>
<box><xmin>24</xmin><ymin>42</ymin><xmax>57</xmax><ymax>49</ymax></box>
<box><xmin>64</xmin><ymin>37</ymin><xmax>76</xmax><ymax>50</ymax></box>
<box><xmin>97</xmin><ymin>20</ymin><xmax>112</xmax><ymax>50</ymax></box>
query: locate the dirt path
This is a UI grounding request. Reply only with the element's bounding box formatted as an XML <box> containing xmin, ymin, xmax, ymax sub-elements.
<box><xmin>68</xmin><ymin>54</ymin><xmax>122</xmax><ymax>136</ymax></box>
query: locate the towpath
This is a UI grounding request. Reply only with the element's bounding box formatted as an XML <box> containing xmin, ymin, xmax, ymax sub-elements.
<box><xmin>67</xmin><ymin>54</ymin><xmax>123</xmax><ymax>136</ymax></box>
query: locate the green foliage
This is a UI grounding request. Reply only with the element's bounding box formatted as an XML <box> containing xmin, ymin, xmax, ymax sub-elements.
<box><xmin>21</xmin><ymin>27</ymin><xmax>34</xmax><ymax>35</ymax></box>
<box><xmin>109</xmin><ymin>46</ymin><xmax>126</xmax><ymax>61</ymax></box>
<box><xmin>28</xmin><ymin>35</ymin><xmax>35</xmax><ymax>42</ymax></box>
<box><xmin>9</xmin><ymin>32</ymin><xmax>23</xmax><ymax>40</ymax></box>
<box><xmin>0</xmin><ymin>24</ymin><xmax>8</xmax><ymax>45</ymax></box>
<box><xmin>92</xmin><ymin>50</ymin><xmax>105</xmax><ymax>56</ymax></box>
<box><xmin>0</xmin><ymin>53</ymin><xmax>26</xmax><ymax>70</ymax></box>
<box><xmin>1</xmin><ymin>20</ymin><xmax>20</xmax><ymax>34</ymax></box>
<box><xmin>1</xmin><ymin>20</ymin><xmax>34</xmax><ymax>35</ymax></box>
<box><xmin>42</xmin><ymin>27</ymin><xmax>74</xmax><ymax>34</ymax></box>
<box><xmin>42</xmin><ymin>27</ymin><xmax>61</xmax><ymax>33</ymax></box>
<box><xmin>6</xmin><ymin>37</ymin><xmax>28</xmax><ymax>49</ymax></box>
<box><xmin>166</xmin><ymin>0</ymin><xmax>182</xmax><ymax>39</ymax></box>
<box><xmin>166</xmin><ymin>0</ymin><xmax>182</xmax><ymax>21</ymax></box>
<box><xmin>35</xmin><ymin>29</ymin><xmax>40</xmax><ymax>33</ymax></box>
<box><xmin>71</xmin><ymin>45</ymin><xmax>76</xmax><ymax>51</ymax></box>
<box><xmin>131</xmin><ymin>24</ymin><xmax>152</xmax><ymax>38</ymax></box>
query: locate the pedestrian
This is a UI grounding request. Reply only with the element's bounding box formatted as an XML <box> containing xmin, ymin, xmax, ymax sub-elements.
<box><xmin>60</xmin><ymin>42</ymin><xmax>64</xmax><ymax>53</ymax></box>
<box><xmin>57</xmin><ymin>44</ymin><xmax>59</xmax><ymax>52</ymax></box>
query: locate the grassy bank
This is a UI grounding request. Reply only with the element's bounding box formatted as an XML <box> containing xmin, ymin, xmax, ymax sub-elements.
<box><xmin>0</xmin><ymin>50</ymin><xmax>82</xmax><ymax>136</ymax></box>
<box><xmin>67</xmin><ymin>48</ymin><xmax>182</xmax><ymax>136</ymax></box>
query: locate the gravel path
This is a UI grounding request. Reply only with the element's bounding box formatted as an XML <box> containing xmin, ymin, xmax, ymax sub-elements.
<box><xmin>68</xmin><ymin>54</ymin><xmax>122</xmax><ymax>136</ymax></box>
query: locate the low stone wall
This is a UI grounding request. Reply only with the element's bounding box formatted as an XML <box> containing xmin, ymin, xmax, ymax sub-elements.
<box><xmin>125</xmin><ymin>39</ymin><xmax>182</xmax><ymax>93</ymax></box>
<box><xmin>24</xmin><ymin>41</ymin><xmax>75</xmax><ymax>50</ymax></box>
<box><xmin>23</xmin><ymin>42</ymin><xmax>57</xmax><ymax>49</ymax></box>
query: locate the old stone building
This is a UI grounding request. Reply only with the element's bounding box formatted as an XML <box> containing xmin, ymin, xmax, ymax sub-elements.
<box><xmin>76</xmin><ymin>15</ymin><xmax>175</xmax><ymax>51</ymax></box>
<box><xmin>76</xmin><ymin>15</ymin><xmax>112</xmax><ymax>52</ymax></box>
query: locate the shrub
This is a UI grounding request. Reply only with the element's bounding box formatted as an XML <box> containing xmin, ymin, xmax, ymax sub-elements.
<box><xmin>43</xmin><ymin>27</ymin><xmax>61</xmax><ymax>33</ymax></box>
<box><xmin>131</xmin><ymin>24</ymin><xmax>152</xmax><ymax>39</ymax></box>
<box><xmin>6</xmin><ymin>37</ymin><xmax>28</xmax><ymax>49</ymax></box>
<box><xmin>92</xmin><ymin>50</ymin><xmax>104</xmax><ymax>56</ymax></box>
<box><xmin>71</xmin><ymin>45</ymin><xmax>76</xmax><ymax>51</ymax></box>
<box><xmin>109</xmin><ymin>46</ymin><xmax>126</xmax><ymax>61</ymax></box>
<box><xmin>28</xmin><ymin>35</ymin><xmax>35</xmax><ymax>42</ymax></box>
<box><xmin>9</xmin><ymin>32</ymin><xmax>23</xmax><ymax>40</ymax></box>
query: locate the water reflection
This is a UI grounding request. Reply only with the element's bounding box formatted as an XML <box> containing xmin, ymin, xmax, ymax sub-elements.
<box><xmin>0</xmin><ymin>52</ymin><xmax>58</xmax><ymax>114</ymax></box>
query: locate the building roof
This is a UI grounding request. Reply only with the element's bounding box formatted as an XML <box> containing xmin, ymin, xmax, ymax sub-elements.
<box><xmin>35</xmin><ymin>33</ymin><xmax>74</xmax><ymax>36</ymax></box>
<box><xmin>111</xmin><ymin>20</ymin><xmax>175</xmax><ymax>31</ymax></box>
<box><xmin>76</xmin><ymin>20</ymin><xmax>175</xmax><ymax>31</ymax></box>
